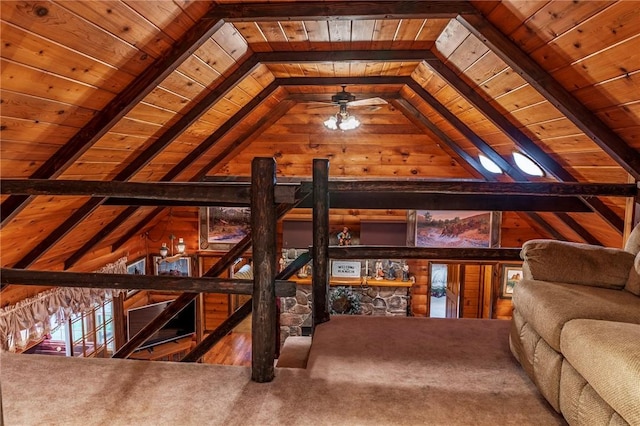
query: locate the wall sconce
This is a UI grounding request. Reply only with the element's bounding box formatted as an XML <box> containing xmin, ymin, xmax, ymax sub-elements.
<box><xmin>158</xmin><ymin>235</ymin><xmax>187</xmax><ymax>262</ymax></box>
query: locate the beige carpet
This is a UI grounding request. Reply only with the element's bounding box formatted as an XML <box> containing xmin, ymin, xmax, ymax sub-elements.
<box><xmin>1</xmin><ymin>317</ymin><xmax>564</xmax><ymax>425</ymax></box>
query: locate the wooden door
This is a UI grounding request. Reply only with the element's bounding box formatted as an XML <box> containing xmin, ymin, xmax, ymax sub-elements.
<box><xmin>445</xmin><ymin>264</ymin><xmax>462</xmax><ymax>318</ymax></box>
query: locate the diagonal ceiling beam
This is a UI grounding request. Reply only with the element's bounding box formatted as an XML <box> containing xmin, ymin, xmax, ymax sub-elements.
<box><xmin>421</xmin><ymin>53</ymin><xmax>624</xmax><ymax>233</ymax></box>
<box><xmin>67</xmin><ymin>84</ymin><xmax>287</xmax><ymax>268</ymax></box>
<box><xmin>0</xmin><ymin>5</ymin><xmax>229</xmax><ymax>227</ymax></box>
<box><xmin>393</xmin><ymin>98</ymin><xmax>570</xmax><ymax>241</ymax></box>
<box><xmin>11</xmin><ymin>57</ymin><xmax>268</xmax><ymax>270</ymax></box>
<box><xmin>457</xmin><ymin>13</ymin><xmax>640</xmax><ymax>181</ymax></box>
<box><xmin>210</xmin><ymin>1</ymin><xmax>477</xmax><ymax>21</ymax></box>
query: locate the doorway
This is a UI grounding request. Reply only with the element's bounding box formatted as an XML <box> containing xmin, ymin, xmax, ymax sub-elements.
<box><xmin>429</xmin><ymin>263</ymin><xmax>447</xmax><ymax>318</ymax></box>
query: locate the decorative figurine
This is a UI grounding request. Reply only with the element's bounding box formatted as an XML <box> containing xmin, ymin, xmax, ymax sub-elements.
<box><xmin>375</xmin><ymin>260</ymin><xmax>384</xmax><ymax>280</ymax></box>
<box><xmin>337</xmin><ymin>226</ymin><xmax>352</xmax><ymax>246</ymax></box>
<box><xmin>402</xmin><ymin>262</ymin><xmax>409</xmax><ymax>281</ymax></box>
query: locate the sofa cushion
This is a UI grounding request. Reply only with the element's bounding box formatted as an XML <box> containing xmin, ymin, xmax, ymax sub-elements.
<box><xmin>624</xmin><ymin>223</ymin><xmax>640</xmax><ymax>255</ymax></box>
<box><xmin>521</xmin><ymin>240</ymin><xmax>634</xmax><ymax>290</ymax></box>
<box><xmin>513</xmin><ymin>280</ymin><xmax>640</xmax><ymax>352</ymax></box>
<box><xmin>561</xmin><ymin>320</ymin><xmax>640</xmax><ymax>425</ymax></box>
<box><xmin>625</xmin><ymin>252</ymin><xmax>640</xmax><ymax>296</ymax></box>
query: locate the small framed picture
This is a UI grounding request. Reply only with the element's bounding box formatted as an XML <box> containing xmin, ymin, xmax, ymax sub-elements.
<box><xmin>154</xmin><ymin>256</ymin><xmax>191</xmax><ymax>277</ymax></box>
<box><xmin>126</xmin><ymin>257</ymin><xmax>146</xmax><ymax>275</ymax></box>
<box><xmin>500</xmin><ymin>264</ymin><xmax>523</xmax><ymax>299</ymax></box>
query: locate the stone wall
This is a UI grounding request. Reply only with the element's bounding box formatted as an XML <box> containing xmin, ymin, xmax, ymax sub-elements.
<box><xmin>279</xmin><ymin>284</ymin><xmax>410</xmax><ymax>347</ymax></box>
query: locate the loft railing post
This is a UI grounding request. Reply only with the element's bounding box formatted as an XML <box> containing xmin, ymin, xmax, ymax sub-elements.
<box><xmin>251</xmin><ymin>157</ymin><xmax>277</xmax><ymax>383</ymax></box>
<box><xmin>312</xmin><ymin>158</ymin><xmax>330</xmax><ymax>329</ymax></box>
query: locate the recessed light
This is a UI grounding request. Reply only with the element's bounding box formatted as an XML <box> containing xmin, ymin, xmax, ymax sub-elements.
<box><xmin>478</xmin><ymin>154</ymin><xmax>502</xmax><ymax>174</ymax></box>
<box><xmin>513</xmin><ymin>152</ymin><xmax>544</xmax><ymax>176</ymax></box>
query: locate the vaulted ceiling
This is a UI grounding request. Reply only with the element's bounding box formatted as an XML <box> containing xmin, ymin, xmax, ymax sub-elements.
<box><xmin>1</xmin><ymin>1</ymin><xmax>639</xmax><ymax>273</ymax></box>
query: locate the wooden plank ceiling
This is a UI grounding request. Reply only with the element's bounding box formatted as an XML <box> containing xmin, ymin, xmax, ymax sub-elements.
<box><xmin>1</xmin><ymin>1</ymin><xmax>639</xmax><ymax>272</ymax></box>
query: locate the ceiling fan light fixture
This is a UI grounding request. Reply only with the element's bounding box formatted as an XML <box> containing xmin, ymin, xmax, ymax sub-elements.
<box><xmin>513</xmin><ymin>152</ymin><xmax>544</xmax><ymax>176</ymax></box>
<box><xmin>478</xmin><ymin>154</ymin><xmax>502</xmax><ymax>174</ymax></box>
<box><xmin>324</xmin><ymin>115</ymin><xmax>338</xmax><ymax>130</ymax></box>
<box><xmin>339</xmin><ymin>115</ymin><xmax>360</xmax><ymax>130</ymax></box>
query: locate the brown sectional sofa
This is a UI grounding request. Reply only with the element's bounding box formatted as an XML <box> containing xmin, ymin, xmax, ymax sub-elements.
<box><xmin>510</xmin><ymin>231</ymin><xmax>640</xmax><ymax>425</ymax></box>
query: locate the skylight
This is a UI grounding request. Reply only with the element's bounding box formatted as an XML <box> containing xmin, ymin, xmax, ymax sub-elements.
<box><xmin>478</xmin><ymin>154</ymin><xmax>502</xmax><ymax>174</ymax></box>
<box><xmin>513</xmin><ymin>152</ymin><xmax>544</xmax><ymax>176</ymax></box>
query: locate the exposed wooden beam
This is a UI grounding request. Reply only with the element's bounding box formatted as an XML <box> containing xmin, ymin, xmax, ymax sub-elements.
<box><xmin>180</xmin><ymin>251</ymin><xmax>312</xmax><ymax>363</ymax></box>
<box><xmin>0</xmin><ymin>6</ymin><xmax>228</xmax><ymax>226</ymax></box>
<box><xmin>525</xmin><ymin>213</ymin><xmax>567</xmax><ymax>241</ymax></box>
<box><xmin>256</xmin><ymin>50</ymin><xmax>425</xmax><ymax>63</ymax></box>
<box><xmin>457</xmin><ymin>13</ymin><xmax>640</xmax><ymax>181</ymax></box>
<box><xmin>106</xmin><ymin>85</ymin><xmax>286</xmax><ymax>256</ymax></box>
<box><xmin>113</xmin><ymin>233</ymin><xmax>257</xmax><ymax>359</ymax></box>
<box><xmin>0</xmin><ymin>180</ymin><xmax>297</xmax><ymax>205</ymax></box>
<box><xmin>554</xmin><ymin>212</ymin><xmax>603</xmax><ymax>246</ymax></box>
<box><xmin>300</xmin><ymin>181</ymin><xmax>636</xmax><ymax>198</ymax></box>
<box><xmin>0</xmin><ymin>268</ymin><xmax>295</xmax><ymax>297</ymax></box>
<box><xmin>211</xmin><ymin>1</ymin><xmax>477</xmax><ymax>21</ymax></box>
<box><xmin>329</xmin><ymin>246</ymin><xmax>522</xmax><ymax>260</ymax></box>
<box><xmin>197</xmin><ymin>100</ymin><xmax>297</xmax><ymax>178</ymax></box>
<box><xmin>392</xmin><ymin>98</ymin><xmax>494</xmax><ymax>181</ymax></box>
<box><xmin>421</xmin><ymin>53</ymin><xmax>625</xmax><ymax>233</ymax></box>
<box><xmin>19</xmin><ymin>81</ymin><xmax>279</xmax><ymax>269</ymax></box>
<box><xmin>300</xmin><ymin>192</ymin><xmax>591</xmax><ymax>212</ymax></box>
<box><xmin>393</xmin><ymin>98</ymin><xmax>574</xmax><ymax>242</ymax></box>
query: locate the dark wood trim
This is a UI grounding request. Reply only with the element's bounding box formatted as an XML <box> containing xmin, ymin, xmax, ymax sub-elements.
<box><xmin>312</xmin><ymin>159</ymin><xmax>331</xmax><ymax>328</ymax></box>
<box><xmin>110</xmin><ymin>207</ymin><xmax>164</xmax><ymax>254</ymax></box>
<box><xmin>525</xmin><ymin>213</ymin><xmax>567</xmax><ymax>241</ymax></box>
<box><xmin>395</xmin><ymin>98</ymin><xmax>577</xmax><ymax>242</ymax></box>
<box><xmin>298</xmin><ymin>192</ymin><xmax>591</xmax><ymax>212</ymax></box>
<box><xmin>0</xmin><ymin>179</ymin><xmax>297</xmax><ymax>204</ymax></box>
<box><xmin>457</xmin><ymin>13</ymin><xmax>640</xmax><ymax>181</ymax></box>
<box><xmin>196</xmin><ymin>99</ymin><xmax>297</xmax><ymax>179</ymax></box>
<box><xmin>328</xmin><ymin>246</ymin><xmax>522</xmax><ymax>261</ymax></box>
<box><xmin>0</xmin><ymin>268</ymin><xmax>295</xmax><ymax>296</ymax></box>
<box><xmin>12</xmin><ymin>198</ymin><xmax>104</xmax><ymax>269</ymax></box>
<box><xmin>300</xmin><ymin>181</ymin><xmax>636</xmax><ymax>198</ymax></box>
<box><xmin>554</xmin><ymin>213</ymin><xmax>603</xmax><ymax>246</ymax></box>
<box><xmin>251</xmin><ymin>157</ymin><xmax>278</xmax><ymax>383</ymax></box>
<box><xmin>0</xmin><ymin>7</ymin><xmax>227</xmax><ymax>226</ymax></box>
<box><xmin>422</xmin><ymin>53</ymin><xmax>625</xmax><ymax>233</ymax></box>
<box><xmin>392</xmin><ymin>98</ymin><xmax>494</xmax><ymax>181</ymax></box>
<box><xmin>211</xmin><ymin>1</ymin><xmax>477</xmax><ymax>21</ymax></box>
<box><xmin>64</xmin><ymin>206</ymin><xmax>139</xmax><ymax>270</ymax></box>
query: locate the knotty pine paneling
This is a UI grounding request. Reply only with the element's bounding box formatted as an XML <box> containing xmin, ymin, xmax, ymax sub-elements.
<box><xmin>0</xmin><ymin>21</ymin><xmax>133</xmax><ymax>93</ymax></box>
<box><xmin>461</xmin><ymin>264</ymin><xmax>481</xmax><ymax>319</ymax></box>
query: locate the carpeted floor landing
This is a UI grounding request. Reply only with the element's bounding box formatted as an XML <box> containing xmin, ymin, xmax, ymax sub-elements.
<box><xmin>1</xmin><ymin>317</ymin><xmax>564</xmax><ymax>425</ymax></box>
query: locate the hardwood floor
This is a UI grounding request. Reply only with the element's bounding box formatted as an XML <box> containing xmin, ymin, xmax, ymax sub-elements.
<box><xmin>202</xmin><ymin>316</ymin><xmax>252</xmax><ymax>367</ymax></box>
<box><xmin>202</xmin><ymin>331</ymin><xmax>252</xmax><ymax>366</ymax></box>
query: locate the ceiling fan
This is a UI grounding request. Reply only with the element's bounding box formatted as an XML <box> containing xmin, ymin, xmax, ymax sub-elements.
<box><xmin>320</xmin><ymin>86</ymin><xmax>387</xmax><ymax>131</ymax></box>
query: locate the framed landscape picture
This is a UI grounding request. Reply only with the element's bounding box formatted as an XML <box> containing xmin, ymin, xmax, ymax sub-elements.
<box><xmin>500</xmin><ymin>264</ymin><xmax>523</xmax><ymax>299</ymax></box>
<box><xmin>415</xmin><ymin>210</ymin><xmax>492</xmax><ymax>248</ymax></box>
<box><xmin>199</xmin><ymin>207</ymin><xmax>251</xmax><ymax>250</ymax></box>
<box><xmin>154</xmin><ymin>256</ymin><xmax>191</xmax><ymax>277</ymax></box>
<box><xmin>126</xmin><ymin>257</ymin><xmax>146</xmax><ymax>275</ymax></box>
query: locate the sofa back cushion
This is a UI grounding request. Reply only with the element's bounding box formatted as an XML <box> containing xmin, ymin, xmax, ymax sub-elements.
<box><xmin>625</xmin><ymin>252</ymin><xmax>640</xmax><ymax>296</ymax></box>
<box><xmin>624</xmin><ymin>222</ymin><xmax>640</xmax><ymax>254</ymax></box>
<box><xmin>521</xmin><ymin>240</ymin><xmax>634</xmax><ymax>289</ymax></box>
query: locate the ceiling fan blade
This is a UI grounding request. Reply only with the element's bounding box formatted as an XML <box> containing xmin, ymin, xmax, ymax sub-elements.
<box><xmin>347</xmin><ymin>97</ymin><xmax>388</xmax><ymax>107</ymax></box>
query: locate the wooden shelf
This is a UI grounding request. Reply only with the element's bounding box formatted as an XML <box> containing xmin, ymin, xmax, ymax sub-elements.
<box><xmin>291</xmin><ymin>277</ymin><xmax>413</xmax><ymax>288</ymax></box>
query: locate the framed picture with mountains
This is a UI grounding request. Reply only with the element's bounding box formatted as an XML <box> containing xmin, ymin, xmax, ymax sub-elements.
<box><xmin>414</xmin><ymin>210</ymin><xmax>496</xmax><ymax>248</ymax></box>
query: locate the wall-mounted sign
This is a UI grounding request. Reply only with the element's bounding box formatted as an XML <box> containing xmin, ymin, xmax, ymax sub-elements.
<box><xmin>331</xmin><ymin>261</ymin><xmax>361</xmax><ymax>278</ymax></box>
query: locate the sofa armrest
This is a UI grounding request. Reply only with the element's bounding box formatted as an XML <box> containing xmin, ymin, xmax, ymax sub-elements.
<box><xmin>521</xmin><ymin>239</ymin><xmax>634</xmax><ymax>289</ymax></box>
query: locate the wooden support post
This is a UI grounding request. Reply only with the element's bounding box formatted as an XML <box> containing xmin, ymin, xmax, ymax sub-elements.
<box><xmin>312</xmin><ymin>159</ymin><xmax>331</xmax><ymax>329</ymax></box>
<box><xmin>251</xmin><ymin>157</ymin><xmax>277</xmax><ymax>383</ymax></box>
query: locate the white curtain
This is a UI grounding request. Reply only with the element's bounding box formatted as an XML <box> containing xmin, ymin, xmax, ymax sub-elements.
<box><xmin>0</xmin><ymin>257</ymin><xmax>127</xmax><ymax>352</ymax></box>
